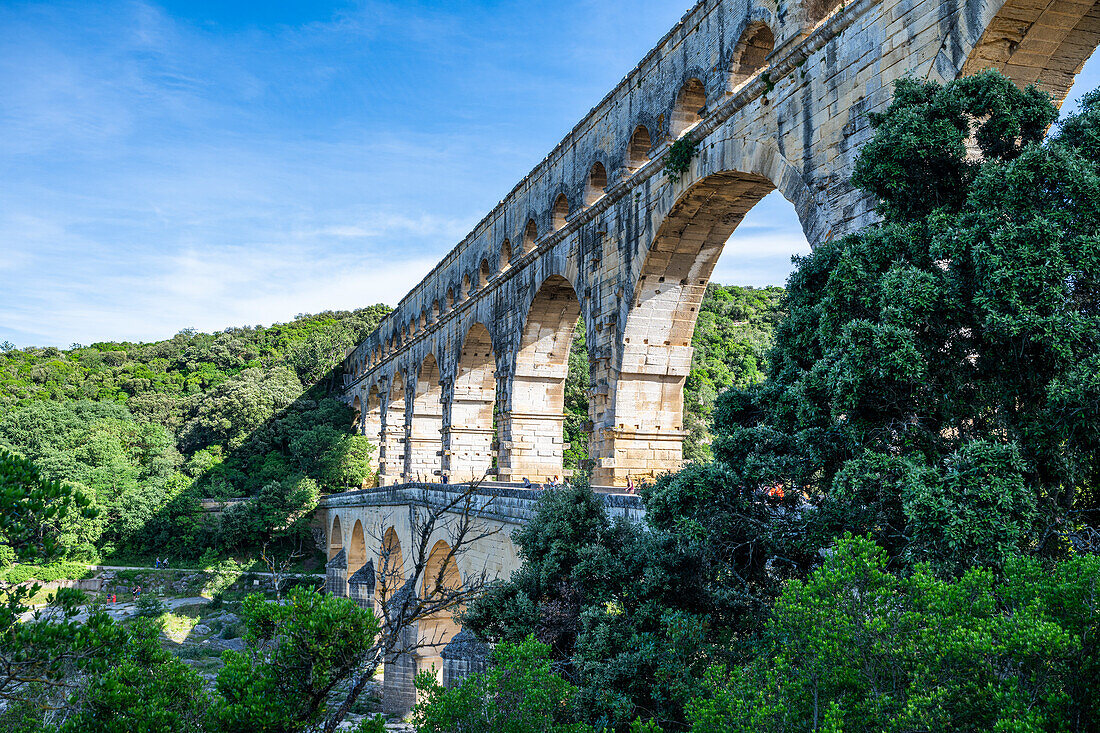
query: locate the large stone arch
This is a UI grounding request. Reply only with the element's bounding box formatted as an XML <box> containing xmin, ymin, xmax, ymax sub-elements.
<box><xmin>940</xmin><ymin>0</ymin><xmax>1100</xmax><ymax>106</ymax></box>
<box><xmin>445</xmin><ymin>322</ymin><xmax>498</xmax><ymax>482</ymax></box>
<box><xmin>364</xmin><ymin>384</ymin><xmax>383</xmax><ymax>483</ymax></box>
<box><xmin>409</xmin><ymin>353</ymin><xmax>444</xmax><ymax>481</ymax></box>
<box><xmin>596</xmin><ymin>145</ymin><xmax>821</xmax><ymax>486</ymax></box>
<box><xmin>418</xmin><ymin>539</ymin><xmax>463</xmax><ymax>681</ymax></box>
<box><xmin>500</xmin><ymin>274</ymin><xmax>583</xmax><ymax>482</ymax></box>
<box><xmin>380</xmin><ymin>373</ymin><xmax>407</xmax><ymax>485</ymax></box>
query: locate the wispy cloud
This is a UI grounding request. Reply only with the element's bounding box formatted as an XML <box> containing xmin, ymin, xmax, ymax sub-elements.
<box><xmin>3</xmin><ymin>0</ymin><xmax>1096</xmax><ymax>349</ymax></box>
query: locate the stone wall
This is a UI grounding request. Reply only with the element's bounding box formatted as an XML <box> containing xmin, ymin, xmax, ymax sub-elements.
<box><xmin>339</xmin><ymin>0</ymin><xmax>1098</xmax><ymax>490</ymax></box>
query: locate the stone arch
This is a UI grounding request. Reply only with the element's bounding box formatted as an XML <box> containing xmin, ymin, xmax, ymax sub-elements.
<box><xmin>670</xmin><ymin>77</ymin><xmax>706</xmax><ymax>138</ymax></box>
<box><xmin>329</xmin><ymin>515</ymin><xmax>343</xmax><ymax>560</ymax></box>
<box><xmin>729</xmin><ymin>22</ymin><xmax>774</xmax><ymax>91</ymax></box>
<box><xmin>349</xmin><ymin>519</ymin><xmax>367</xmax><ymax>577</ymax></box>
<box><xmin>381</xmin><ymin>372</ymin><xmax>407</xmax><ymax>484</ymax></box>
<box><xmin>604</xmin><ymin>163</ymin><xmax>809</xmax><ymax>487</ymax></box>
<box><xmin>479</xmin><ymin>258</ymin><xmax>491</xmax><ymax>287</ymax></box>
<box><xmin>409</xmin><ymin>353</ymin><xmax>444</xmax><ymax>481</ymax></box>
<box><xmin>522</xmin><ymin>219</ymin><xmax>538</xmax><ymax>252</ymax></box>
<box><xmin>352</xmin><ymin>395</ymin><xmax>362</xmax><ymax>431</ymax></box>
<box><xmin>501</xmin><ymin>274</ymin><xmax>582</xmax><ymax>482</ymax></box>
<box><xmin>446</xmin><ymin>287</ymin><xmax>455</xmax><ymax>311</ymax></box>
<box><xmin>551</xmin><ymin>194</ymin><xmax>570</xmax><ymax>231</ymax></box>
<box><xmin>445</xmin><ymin>322</ymin><xmax>498</xmax><ymax>482</ymax></box>
<box><xmin>499</xmin><ymin>239</ymin><xmax>513</xmax><ymax>272</ymax></box>
<box><xmin>433</xmin><ymin>300</ymin><xmax>442</xmax><ymax>320</ymax></box>
<box><xmin>627</xmin><ymin>125</ymin><xmax>652</xmax><ymax>170</ymax></box>
<box><xmin>363</xmin><ymin>385</ymin><xmax>383</xmax><ymax>482</ymax></box>
<box><xmin>462</xmin><ymin>273</ymin><xmax>472</xmax><ymax>300</ymax></box>
<box><xmin>419</xmin><ymin>539</ymin><xmax>463</xmax><ymax>681</ymax></box>
<box><xmin>378</xmin><ymin>526</ymin><xmax>405</xmax><ymax>603</ymax></box>
<box><xmin>584</xmin><ymin>162</ymin><xmax>608</xmax><ymax>206</ymax></box>
<box><xmin>957</xmin><ymin>0</ymin><xmax>1100</xmax><ymax>107</ymax></box>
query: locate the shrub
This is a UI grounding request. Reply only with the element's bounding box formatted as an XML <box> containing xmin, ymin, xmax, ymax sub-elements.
<box><xmin>135</xmin><ymin>592</ymin><xmax>167</xmax><ymax>618</ymax></box>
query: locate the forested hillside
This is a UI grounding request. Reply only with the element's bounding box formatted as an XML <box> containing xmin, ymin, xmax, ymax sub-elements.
<box><xmin>0</xmin><ymin>307</ymin><xmax>390</xmax><ymax>562</ymax></box>
<box><xmin>0</xmin><ymin>288</ymin><xmax>782</xmax><ymax>561</ymax></box>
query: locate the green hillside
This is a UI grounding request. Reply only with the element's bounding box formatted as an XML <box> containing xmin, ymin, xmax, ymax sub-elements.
<box><xmin>0</xmin><ymin>288</ymin><xmax>782</xmax><ymax>562</ymax></box>
<box><xmin>0</xmin><ymin>307</ymin><xmax>390</xmax><ymax>562</ymax></box>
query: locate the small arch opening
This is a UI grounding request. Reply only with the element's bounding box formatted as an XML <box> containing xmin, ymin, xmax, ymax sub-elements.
<box><xmin>462</xmin><ymin>273</ymin><xmax>472</xmax><ymax>300</ymax></box>
<box><xmin>627</xmin><ymin>126</ymin><xmax>652</xmax><ymax>170</ymax></box>
<box><xmin>328</xmin><ymin>515</ymin><xmax>343</xmax><ymax>560</ymax></box>
<box><xmin>480</xmin><ymin>258</ymin><xmax>491</xmax><ymax>287</ymax></box>
<box><xmin>730</xmin><ymin>23</ymin><xmax>775</xmax><ymax>91</ymax></box>
<box><xmin>552</xmin><ymin>194</ymin><xmax>569</xmax><ymax>231</ymax></box>
<box><xmin>523</xmin><ymin>219</ymin><xmax>538</xmax><ymax>252</ymax></box>
<box><xmin>585</xmin><ymin>162</ymin><xmax>608</xmax><ymax>206</ymax></box>
<box><xmin>671</xmin><ymin>78</ymin><xmax>707</xmax><ymax>138</ymax></box>
<box><xmin>446</xmin><ymin>287</ymin><xmax>455</xmax><ymax>310</ymax></box>
<box><xmin>500</xmin><ymin>239</ymin><xmax>513</xmax><ymax>271</ymax></box>
<box><xmin>378</xmin><ymin>527</ymin><xmax>404</xmax><ymax>604</ymax></box>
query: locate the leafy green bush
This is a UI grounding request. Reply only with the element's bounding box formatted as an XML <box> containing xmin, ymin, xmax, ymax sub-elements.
<box><xmin>0</xmin><ymin>561</ymin><xmax>91</xmax><ymax>585</ymax></box>
<box><xmin>686</xmin><ymin>535</ymin><xmax>1100</xmax><ymax>732</ymax></box>
<box><xmin>413</xmin><ymin>636</ymin><xmax>596</xmax><ymax>733</ymax></box>
<box><xmin>135</xmin><ymin>593</ymin><xmax>167</xmax><ymax>619</ymax></box>
<box><xmin>0</xmin><ymin>544</ymin><xmax>15</xmax><ymax>569</ymax></box>
<box><xmin>203</xmin><ymin>559</ymin><xmax>242</xmax><ymax>598</ymax></box>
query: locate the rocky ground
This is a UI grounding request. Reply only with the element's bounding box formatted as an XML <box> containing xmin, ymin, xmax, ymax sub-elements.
<box><xmin>13</xmin><ymin>566</ymin><xmax>414</xmax><ymax>730</ymax></box>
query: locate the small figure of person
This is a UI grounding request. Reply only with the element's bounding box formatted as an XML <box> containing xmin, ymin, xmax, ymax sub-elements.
<box><xmin>441</xmin><ymin>474</ymin><xmax>449</xmax><ymax>485</ymax></box>
<box><xmin>155</xmin><ymin>557</ymin><xmax>161</xmax><ymax>569</ymax></box>
<box><xmin>626</xmin><ymin>475</ymin><xmax>636</xmax><ymax>494</ymax></box>
<box><xmin>522</xmin><ymin>477</ymin><xmax>533</xmax><ymax>489</ymax></box>
<box><xmin>132</xmin><ymin>585</ymin><xmax>142</xmax><ymax>601</ymax></box>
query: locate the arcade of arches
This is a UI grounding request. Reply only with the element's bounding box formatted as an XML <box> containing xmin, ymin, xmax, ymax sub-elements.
<box><xmin>341</xmin><ymin>0</ymin><xmax>1100</xmax><ymax>488</ymax></box>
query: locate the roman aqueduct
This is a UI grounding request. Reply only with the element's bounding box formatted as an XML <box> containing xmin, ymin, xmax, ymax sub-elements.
<box><xmin>320</xmin><ymin>0</ymin><xmax>1100</xmax><ymax>709</ymax></box>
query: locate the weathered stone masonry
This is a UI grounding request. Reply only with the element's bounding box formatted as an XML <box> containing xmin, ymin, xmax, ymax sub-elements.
<box><xmin>338</xmin><ymin>0</ymin><xmax>1098</xmax><ymax>490</ymax></box>
<box><xmin>339</xmin><ymin>0</ymin><xmax>1098</xmax><ymax>489</ymax></box>
<box><xmin>320</xmin><ymin>484</ymin><xmax>645</xmax><ymax>711</ymax></box>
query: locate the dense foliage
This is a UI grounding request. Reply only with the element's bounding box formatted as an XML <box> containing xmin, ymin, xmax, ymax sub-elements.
<box><xmin>413</xmin><ymin>637</ymin><xmax>595</xmax><ymax>733</ymax></box>
<box><xmin>458</xmin><ymin>73</ymin><xmax>1100</xmax><ymax>732</ymax></box>
<box><xmin>0</xmin><ymin>307</ymin><xmax>389</xmax><ymax>562</ymax></box>
<box><xmin>716</xmin><ymin>71</ymin><xmax>1100</xmax><ymax>566</ymax></box>
<box><xmin>688</xmin><ymin>536</ymin><xmax>1100</xmax><ymax>732</ymax></box>
<box><xmin>1</xmin><ymin>588</ymin><xmax>380</xmax><ymax>733</ymax></box>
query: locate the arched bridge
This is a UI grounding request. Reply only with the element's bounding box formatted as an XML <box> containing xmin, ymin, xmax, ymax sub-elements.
<box><xmin>339</xmin><ymin>0</ymin><xmax>1099</xmax><ymax>489</ymax></box>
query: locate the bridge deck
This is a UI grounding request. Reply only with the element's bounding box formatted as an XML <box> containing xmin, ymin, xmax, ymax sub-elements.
<box><xmin>320</xmin><ymin>481</ymin><xmax>646</xmax><ymax>526</ymax></box>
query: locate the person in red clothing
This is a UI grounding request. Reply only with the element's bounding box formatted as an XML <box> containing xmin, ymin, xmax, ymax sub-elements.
<box><xmin>626</xmin><ymin>476</ymin><xmax>635</xmax><ymax>494</ymax></box>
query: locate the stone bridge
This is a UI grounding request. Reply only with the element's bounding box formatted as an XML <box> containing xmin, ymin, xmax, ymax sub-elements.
<box><xmin>338</xmin><ymin>0</ymin><xmax>1099</xmax><ymax>490</ymax></box>
<box><xmin>319</xmin><ymin>482</ymin><xmax>644</xmax><ymax>713</ymax></box>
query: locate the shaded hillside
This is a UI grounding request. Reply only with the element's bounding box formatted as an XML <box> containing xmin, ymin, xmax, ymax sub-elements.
<box><xmin>0</xmin><ymin>307</ymin><xmax>390</xmax><ymax>561</ymax></box>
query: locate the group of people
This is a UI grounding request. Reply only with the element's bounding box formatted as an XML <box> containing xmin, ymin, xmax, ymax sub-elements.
<box><xmin>154</xmin><ymin>557</ymin><xmax>170</xmax><ymax>569</ymax></box>
<box><xmin>521</xmin><ymin>475</ymin><xmax>569</xmax><ymax>490</ymax></box>
<box><xmin>103</xmin><ymin>584</ymin><xmax>142</xmax><ymax>604</ymax></box>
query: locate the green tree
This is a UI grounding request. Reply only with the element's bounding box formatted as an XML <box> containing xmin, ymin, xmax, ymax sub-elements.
<box><xmin>685</xmin><ymin>535</ymin><xmax>1100</xmax><ymax>732</ymax></box>
<box><xmin>213</xmin><ymin>587</ymin><xmax>380</xmax><ymax>733</ymax></box>
<box><xmin>412</xmin><ymin>636</ymin><xmax>596</xmax><ymax>733</ymax></box>
<box><xmin>715</xmin><ymin>71</ymin><xmax>1100</xmax><ymax>569</ymax></box>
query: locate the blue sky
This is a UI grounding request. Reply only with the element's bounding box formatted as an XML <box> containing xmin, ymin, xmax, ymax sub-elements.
<box><xmin>1</xmin><ymin>1</ymin><xmax>1098</xmax><ymax>348</ymax></box>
